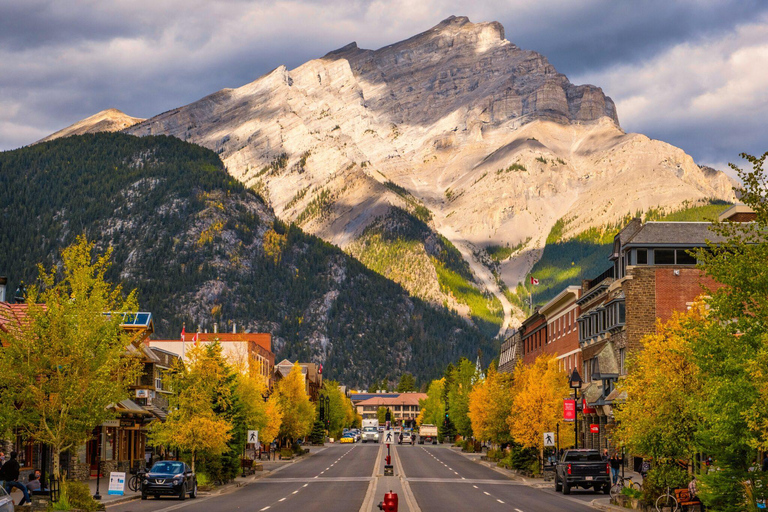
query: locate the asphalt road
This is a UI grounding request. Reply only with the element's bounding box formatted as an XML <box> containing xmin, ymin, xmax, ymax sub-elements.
<box><xmin>107</xmin><ymin>443</ymin><xmax>604</xmax><ymax>512</ymax></box>
<box><xmin>397</xmin><ymin>444</ymin><xmax>600</xmax><ymax>512</ymax></box>
<box><xmin>109</xmin><ymin>444</ymin><xmax>376</xmax><ymax>512</ymax></box>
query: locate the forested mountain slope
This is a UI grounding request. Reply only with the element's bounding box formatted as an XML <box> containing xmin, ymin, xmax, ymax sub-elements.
<box><xmin>0</xmin><ymin>133</ymin><xmax>494</xmax><ymax>386</ymax></box>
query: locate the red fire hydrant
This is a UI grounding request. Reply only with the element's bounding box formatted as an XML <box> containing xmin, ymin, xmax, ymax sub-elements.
<box><xmin>377</xmin><ymin>491</ymin><xmax>398</xmax><ymax>512</ymax></box>
<box><xmin>385</xmin><ymin>454</ymin><xmax>391</xmax><ymax>465</ymax></box>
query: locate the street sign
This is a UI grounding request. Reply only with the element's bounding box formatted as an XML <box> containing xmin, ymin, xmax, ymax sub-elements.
<box><xmin>107</xmin><ymin>472</ymin><xmax>126</xmax><ymax>496</ymax></box>
<box><xmin>590</xmin><ymin>424</ymin><xmax>599</xmax><ymax>434</ymax></box>
<box><xmin>382</xmin><ymin>429</ymin><xmax>396</xmax><ymax>444</ymax></box>
<box><xmin>247</xmin><ymin>430</ymin><xmax>259</xmax><ymax>446</ymax></box>
<box><xmin>543</xmin><ymin>432</ymin><xmax>555</xmax><ymax>447</ymax></box>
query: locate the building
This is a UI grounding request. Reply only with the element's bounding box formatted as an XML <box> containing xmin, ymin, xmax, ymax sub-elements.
<box><xmin>354</xmin><ymin>393</ymin><xmax>428</xmax><ymax>426</ymax></box>
<box><xmin>149</xmin><ymin>332</ymin><xmax>274</xmax><ymax>389</ymax></box>
<box><xmin>498</xmin><ymin>329</ymin><xmax>521</xmax><ymax>373</ymax></box>
<box><xmin>273</xmin><ymin>359</ymin><xmax>323</xmax><ymax>402</ymax></box>
<box><xmin>520</xmin><ymin>308</ymin><xmax>547</xmax><ymax>365</ymax></box>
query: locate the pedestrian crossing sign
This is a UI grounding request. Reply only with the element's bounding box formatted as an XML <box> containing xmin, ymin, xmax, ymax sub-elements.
<box><xmin>383</xmin><ymin>429</ymin><xmax>395</xmax><ymax>444</ymax></box>
<box><xmin>543</xmin><ymin>432</ymin><xmax>555</xmax><ymax>447</ymax></box>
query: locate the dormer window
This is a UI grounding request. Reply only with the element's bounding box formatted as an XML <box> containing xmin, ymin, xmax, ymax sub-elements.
<box><xmin>636</xmin><ymin>249</ymin><xmax>648</xmax><ymax>265</ymax></box>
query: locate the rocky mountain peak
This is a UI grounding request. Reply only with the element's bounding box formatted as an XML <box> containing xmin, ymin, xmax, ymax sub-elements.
<box><xmin>37</xmin><ymin>108</ymin><xmax>144</xmax><ymax>144</ymax></box>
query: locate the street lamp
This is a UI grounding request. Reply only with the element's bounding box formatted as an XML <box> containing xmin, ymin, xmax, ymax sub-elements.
<box><xmin>569</xmin><ymin>368</ymin><xmax>583</xmax><ymax>449</ymax></box>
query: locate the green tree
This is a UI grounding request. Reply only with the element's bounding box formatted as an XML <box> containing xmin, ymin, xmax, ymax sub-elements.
<box><xmin>274</xmin><ymin>363</ymin><xmax>314</xmax><ymax>442</ymax></box>
<box><xmin>397</xmin><ymin>373</ymin><xmax>416</xmax><ymax>392</ymax></box>
<box><xmin>377</xmin><ymin>406</ymin><xmax>389</xmax><ymax>424</ymax></box>
<box><xmin>416</xmin><ymin>379</ymin><xmax>445</xmax><ymax>427</ymax></box>
<box><xmin>447</xmin><ymin>358</ymin><xmax>476</xmax><ymax>438</ymax></box>
<box><xmin>319</xmin><ymin>380</ymin><xmax>355</xmax><ymax>437</ymax></box>
<box><xmin>0</xmin><ymin>237</ymin><xmax>143</xmax><ymax>478</ymax></box>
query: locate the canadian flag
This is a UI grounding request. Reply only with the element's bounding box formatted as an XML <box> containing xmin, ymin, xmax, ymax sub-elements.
<box><xmin>192</xmin><ymin>332</ymin><xmax>199</xmax><ymax>346</ymax></box>
<box><xmin>181</xmin><ymin>326</ymin><xmax>186</xmax><ymax>342</ymax></box>
<box><xmin>530</xmin><ymin>276</ymin><xmax>540</xmax><ymax>286</ymax></box>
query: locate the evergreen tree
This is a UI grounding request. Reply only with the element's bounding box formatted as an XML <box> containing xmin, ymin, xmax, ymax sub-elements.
<box><xmin>397</xmin><ymin>373</ymin><xmax>416</xmax><ymax>392</ymax></box>
<box><xmin>309</xmin><ymin>420</ymin><xmax>325</xmax><ymax>445</ymax></box>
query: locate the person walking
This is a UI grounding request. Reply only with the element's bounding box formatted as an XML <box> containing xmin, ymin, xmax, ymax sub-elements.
<box><xmin>0</xmin><ymin>452</ymin><xmax>30</xmax><ymax>506</ymax></box>
<box><xmin>609</xmin><ymin>452</ymin><xmax>622</xmax><ymax>485</ymax></box>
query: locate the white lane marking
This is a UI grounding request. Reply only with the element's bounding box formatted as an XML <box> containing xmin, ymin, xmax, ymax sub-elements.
<box><xmin>260</xmin><ymin>508</ymin><xmax>270</xmax><ymax>511</ymax></box>
<box><xmin>278</xmin><ymin>498</ymin><xmax>286</xmax><ymax>502</ymax></box>
<box><xmin>473</xmin><ymin>485</ymin><xmax>478</xmax><ymax>489</ymax></box>
<box><xmin>483</xmin><ymin>491</ymin><xmax>490</xmax><ymax>496</ymax></box>
<box><xmin>292</xmin><ymin>490</ymin><xmax>298</xmax><ymax>494</ymax></box>
<box><xmin>303</xmin><ymin>484</ymin><xmax>308</xmax><ymax>487</ymax></box>
<box><xmin>462</xmin><ymin>477</ymin><xmax>466</xmax><ymax>480</ymax></box>
<box><xmin>497</xmin><ymin>499</ymin><xmax>504</xmax><ymax>504</ymax></box>
<box><xmin>515</xmin><ymin>509</ymin><xmax>524</xmax><ymax>512</ymax></box>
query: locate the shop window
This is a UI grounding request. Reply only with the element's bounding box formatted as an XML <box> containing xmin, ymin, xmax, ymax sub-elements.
<box><xmin>676</xmin><ymin>249</ymin><xmax>697</xmax><ymax>265</ymax></box>
<box><xmin>636</xmin><ymin>249</ymin><xmax>648</xmax><ymax>265</ymax></box>
<box><xmin>655</xmin><ymin>249</ymin><xmax>675</xmax><ymax>265</ymax></box>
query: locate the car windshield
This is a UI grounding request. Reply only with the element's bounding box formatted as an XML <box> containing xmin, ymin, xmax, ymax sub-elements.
<box><xmin>363</xmin><ymin>427</ymin><xmax>377</xmax><ymax>432</ymax></box>
<box><xmin>151</xmin><ymin>462</ymin><xmax>185</xmax><ymax>474</ymax></box>
<box><xmin>564</xmin><ymin>452</ymin><xmax>603</xmax><ymax>462</ymax></box>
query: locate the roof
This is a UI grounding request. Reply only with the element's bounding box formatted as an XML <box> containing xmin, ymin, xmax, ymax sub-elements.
<box><xmin>539</xmin><ymin>286</ymin><xmax>581</xmax><ymax>317</ymax></box>
<box><xmin>112</xmin><ymin>399</ymin><xmax>152</xmax><ymax>416</ymax></box>
<box><xmin>356</xmin><ymin>393</ymin><xmax>428</xmax><ymax>407</ymax></box>
<box><xmin>718</xmin><ymin>204</ymin><xmax>755</xmax><ymax>222</ymax></box>
<box><xmin>622</xmin><ymin>222</ymin><xmax>727</xmax><ymax>246</ymax></box>
<box><xmin>193</xmin><ymin>332</ymin><xmax>271</xmax><ymax>352</ymax></box>
<box><xmin>0</xmin><ymin>302</ymin><xmax>31</xmax><ymax>334</ymax></box>
<box><xmin>350</xmin><ymin>393</ymin><xmax>401</xmax><ymax>403</ymax></box>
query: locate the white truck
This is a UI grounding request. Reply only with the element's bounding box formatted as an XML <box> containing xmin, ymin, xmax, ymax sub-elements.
<box><xmin>419</xmin><ymin>424</ymin><xmax>439</xmax><ymax>444</ymax></box>
<box><xmin>362</xmin><ymin>419</ymin><xmax>380</xmax><ymax>443</ymax></box>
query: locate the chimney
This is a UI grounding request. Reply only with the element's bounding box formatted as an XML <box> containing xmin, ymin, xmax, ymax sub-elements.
<box><xmin>0</xmin><ymin>277</ymin><xmax>6</xmax><ymax>303</ymax></box>
<box><xmin>232</xmin><ymin>323</ymin><xmax>236</xmax><ymax>334</ymax></box>
<box><xmin>213</xmin><ymin>323</ymin><xmax>218</xmax><ymax>334</ymax></box>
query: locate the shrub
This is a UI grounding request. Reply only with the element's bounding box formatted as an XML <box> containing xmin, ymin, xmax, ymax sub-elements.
<box><xmin>280</xmin><ymin>448</ymin><xmax>294</xmax><ymax>459</ymax></box>
<box><xmin>54</xmin><ymin>480</ymin><xmax>103</xmax><ymax>512</ymax></box>
<box><xmin>486</xmin><ymin>448</ymin><xmax>504</xmax><ymax>462</ymax></box>
<box><xmin>621</xmin><ymin>486</ymin><xmax>643</xmax><ymax>499</ymax></box>
<box><xmin>196</xmin><ymin>473</ymin><xmax>211</xmax><ymax>487</ymax></box>
<box><xmin>642</xmin><ymin>464</ymin><xmax>689</xmax><ymax>505</ymax></box>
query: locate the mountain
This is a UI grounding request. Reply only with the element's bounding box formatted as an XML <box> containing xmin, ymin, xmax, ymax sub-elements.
<box><xmin>55</xmin><ymin>16</ymin><xmax>736</xmax><ymax>332</ymax></box>
<box><xmin>0</xmin><ymin>133</ymin><xmax>494</xmax><ymax>386</ymax></box>
<box><xmin>37</xmin><ymin>108</ymin><xmax>144</xmax><ymax>143</ymax></box>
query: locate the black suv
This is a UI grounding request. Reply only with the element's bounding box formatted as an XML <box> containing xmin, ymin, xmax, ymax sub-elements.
<box><xmin>142</xmin><ymin>461</ymin><xmax>197</xmax><ymax>500</ymax></box>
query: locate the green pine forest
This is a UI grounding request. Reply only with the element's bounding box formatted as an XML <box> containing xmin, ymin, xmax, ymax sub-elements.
<box><xmin>0</xmin><ymin>133</ymin><xmax>496</xmax><ymax>387</ymax></box>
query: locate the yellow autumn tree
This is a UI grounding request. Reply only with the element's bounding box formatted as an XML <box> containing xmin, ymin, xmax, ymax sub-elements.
<box><xmin>417</xmin><ymin>379</ymin><xmax>445</xmax><ymax>427</ymax></box>
<box><xmin>508</xmin><ymin>354</ymin><xmax>574</xmax><ymax>454</ymax></box>
<box><xmin>614</xmin><ymin>305</ymin><xmax>704</xmax><ymax>460</ymax></box>
<box><xmin>468</xmin><ymin>365</ymin><xmax>515</xmax><ymax>444</ymax></box>
<box><xmin>273</xmin><ymin>363</ymin><xmax>314</xmax><ymax>442</ymax></box>
<box><xmin>235</xmin><ymin>366</ymin><xmax>283</xmax><ymax>445</ymax></box>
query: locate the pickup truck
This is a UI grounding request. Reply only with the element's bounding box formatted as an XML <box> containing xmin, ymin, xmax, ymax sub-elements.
<box><xmin>418</xmin><ymin>424</ymin><xmax>438</xmax><ymax>444</ymax></box>
<box><xmin>555</xmin><ymin>449</ymin><xmax>611</xmax><ymax>495</ymax></box>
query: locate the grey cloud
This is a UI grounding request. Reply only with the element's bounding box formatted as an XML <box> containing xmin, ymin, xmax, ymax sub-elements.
<box><xmin>1</xmin><ymin>0</ymin><xmax>767</xmax><ymax>171</ymax></box>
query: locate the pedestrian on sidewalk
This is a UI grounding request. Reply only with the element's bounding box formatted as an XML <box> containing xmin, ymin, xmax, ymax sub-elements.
<box><xmin>609</xmin><ymin>452</ymin><xmax>622</xmax><ymax>484</ymax></box>
<box><xmin>0</xmin><ymin>452</ymin><xmax>30</xmax><ymax>506</ymax></box>
<box><xmin>271</xmin><ymin>441</ymin><xmax>277</xmax><ymax>461</ymax></box>
<box><xmin>602</xmin><ymin>449</ymin><xmax>609</xmax><ymax>461</ymax></box>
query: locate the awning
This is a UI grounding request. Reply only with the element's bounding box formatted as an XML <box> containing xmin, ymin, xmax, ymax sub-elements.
<box><xmin>111</xmin><ymin>399</ymin><xmax>152</xmax><ymax>416</ymax></box>
<box><xmin>142</xmin><ymin>403</ymin><xmax>168</xmax><ymax>421</ymax></box>
<box><xmin>605</xmin><ymin>388</ymin><xmax>627</xmax><ymax>402</ymax></box>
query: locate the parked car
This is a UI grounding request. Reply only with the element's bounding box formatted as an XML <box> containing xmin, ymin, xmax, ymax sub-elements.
<box><xmin>554</xmin><ymin>449</ymin><xmax>611</xmax><ymax>495</ymax></box>
<box><xmin>142</xmin><ymin>460</ymin><xmax>197</xmax><ymax>500</ymax></box>
<box><xmin>402</xmin><ymin>431</ymin><xmax>413</xmax><ymax>444</ymax></box>
<box><xmin>0</xmin><ymin>485</ymin><xmax>14</xmax><ymax>512</ymax></box>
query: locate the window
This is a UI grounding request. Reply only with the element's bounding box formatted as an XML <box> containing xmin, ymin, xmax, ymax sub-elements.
<box><xmin>655</xmin><ymin>249</ymin><xmax>675</xmax><ymax>264</ymax></box>
<box><xmin>676</xmin><ymin>249</ymin><xmax>697</xmax><ymax>265</ymax></box>
<box><xmin>636</xmin><ymin>249</ymin><xmax>648</xmax><ymax>265</ymax></box>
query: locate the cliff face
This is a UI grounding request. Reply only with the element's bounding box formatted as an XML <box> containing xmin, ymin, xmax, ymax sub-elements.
<box><xmin>111</xmin><ymin>16</ymin><xmax>736</xmax><ymax>331</ymax></box>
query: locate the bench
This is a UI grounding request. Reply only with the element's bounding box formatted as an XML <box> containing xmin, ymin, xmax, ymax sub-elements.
<box><xmin>240</xmin><ymin>459</ymin><xmax>256</xmax><ymax>475</ymax></box>
<box><xmin>674</xmin><ymin>489</ymin><xmax>703</xmax><ymax>511</ymax></box>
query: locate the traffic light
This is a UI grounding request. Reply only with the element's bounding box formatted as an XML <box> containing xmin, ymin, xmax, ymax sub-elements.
<box><xmin>385</xmin><ymin>408</ymin><xmax>391</xmax><ymax>422</ymax></box>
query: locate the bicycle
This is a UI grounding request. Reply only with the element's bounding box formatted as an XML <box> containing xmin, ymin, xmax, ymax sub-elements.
<box><xmin>609</xmin><ymin>475</ymin><xmax>643</xmax><ymax>499</ymax></box>
<box><xmin>127</xmin><ymin>469</ymin><xmax>146</xmax><ymax>492</ymax></box>
<box><xmin>655</xmin><ymin>486</ymin><xmax>679</xmax><ymax>512</ymax></box>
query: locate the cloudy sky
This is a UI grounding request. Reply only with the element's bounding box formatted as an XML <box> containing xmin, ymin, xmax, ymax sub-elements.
<box><xmin>2</xmin><ymin>0</ymin><xmax>767</xmax><ymax>173</ymax></box>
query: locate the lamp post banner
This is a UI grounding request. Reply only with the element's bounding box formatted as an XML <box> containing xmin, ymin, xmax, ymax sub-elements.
<box><xmin>590</xmin><ymin>424</ymin><xmax>599</xmax><ymax>434</ymax></box>
<box><xmin>563</xmin><ymin>399</ymin><xmax>576</xmax><ymax>422</ymax></box>
<box><xmin>582</xmin><ymin>399</ymin><xmax>597</xmax><ymax>414</ymax></box>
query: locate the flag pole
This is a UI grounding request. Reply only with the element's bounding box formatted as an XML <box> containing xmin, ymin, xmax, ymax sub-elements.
<box><xmin>181</xmin><ymin>322</ymin><xmax>186</xmax><ymax>360</ymax></box>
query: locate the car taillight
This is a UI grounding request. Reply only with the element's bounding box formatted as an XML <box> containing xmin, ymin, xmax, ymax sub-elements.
<box><xmin>607</xmin><ymin>463</ymin><xmax>611</xmax><ymax>475</ymax></box>
<box><xmin>567</xmin><ymin>464</ymin><xmax>572</xmax><ymax>475</ymax></box>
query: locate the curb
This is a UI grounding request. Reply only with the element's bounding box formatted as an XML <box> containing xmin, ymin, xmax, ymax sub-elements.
<box><xmin>590</xmin><ymin>498</ymin><xmax>626</xmax><ymax>511</ymax></box>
